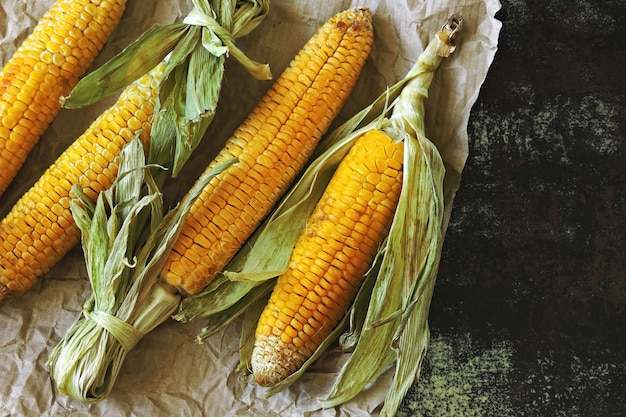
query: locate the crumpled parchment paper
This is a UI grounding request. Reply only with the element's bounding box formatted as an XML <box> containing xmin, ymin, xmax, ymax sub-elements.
<box><xmin>0</xmin><ymin>0</ymin><xmax>501</xmax><ymax>415</ymax></box>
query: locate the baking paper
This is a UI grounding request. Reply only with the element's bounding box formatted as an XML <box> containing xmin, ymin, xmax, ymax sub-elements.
<box><xmin>0</xmin><ymin>0</ymin><xmax>501</xmax><ymax>415</ymax></box>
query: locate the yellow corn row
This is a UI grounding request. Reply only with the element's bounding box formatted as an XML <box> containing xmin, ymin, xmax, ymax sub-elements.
<box><xmin>251</xmin><ymin>129</ymin><xmax>404</xmax><ymax>386</ymax></box>
<box><xmin>0</xmin><ymin>63</ymin><xmax>164</xmax><ymax>304</ymax></box>
<box><xmin>160</xmin><ymin>7</ymin><xmax>374</xmax><ymax>296</ymax></box>
<box><xmin>0</xmin><ymin>0</ymin><xmax>127</xmax><ymax>197</ymax></box>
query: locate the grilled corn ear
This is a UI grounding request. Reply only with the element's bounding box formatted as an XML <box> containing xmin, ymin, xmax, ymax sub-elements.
<box><xmin>251</xmin><ymin>129</ymin><xmax>403</xmax><ymax>386</ymax></box>
<box><xmin>161</xmin><ymin>7</ymin><xmax>374</xmax><ymax>295</ymax></box>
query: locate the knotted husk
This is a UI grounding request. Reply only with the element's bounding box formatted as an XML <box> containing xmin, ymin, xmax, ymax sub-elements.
<box><xmin>47</xmin><ymin>137</ymin><xmax>234</xmax><ymax>403</ymax></box>
<box><xmin>48</xmin><ymin>0</ymin><xmax>270</xmax><ymax>404</ymax></box>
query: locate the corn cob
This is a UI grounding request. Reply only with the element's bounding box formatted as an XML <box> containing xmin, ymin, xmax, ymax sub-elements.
<box><xmin>48</xmin><ymin>1</ymin><xmax>273</xmax><ymax>403</ymax></box>
<box><xmin>0</xmin><ymin>63</ymin><xmax>164</xmax><ymax>304</ymax></box>
<box><xmin>0</xmin><ymin>0</ymin><xmax>127</xmax><ymax>197</ymax></box>
<box><xmin>160</xmin><ymin>7</ymin><xmax>374</xmax><ymax>296</ymax></box>
<box><xmin>250</xmin><ymin>129</ymin><xmax>403</xmax><ymax>386</ymax></box>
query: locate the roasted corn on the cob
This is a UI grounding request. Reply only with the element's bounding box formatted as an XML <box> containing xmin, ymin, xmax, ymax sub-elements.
<box><xmin>252</xmin><ymin>129</ymin><xmax>404</xmax><ymax>385</ymax></box>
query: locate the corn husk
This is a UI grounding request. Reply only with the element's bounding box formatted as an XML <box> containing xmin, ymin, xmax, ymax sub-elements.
<box><xmin>175</xmin><ymin>14</ymin><xmax>462</xmax><ymax>416</ymax></box>
<box><xmin>61</xmin><ymin>0</ymin><xmax>271</xmax><ymax>177</ymax></box>
<box><xmin>47</xmin><ymin>137</ymin><xmax>235</xmax><ymax>403</ymax></box>
<box><xmin>47</xmin><ymin>0</ymin><xmax>270</xmax><ymax>404</ymax></box>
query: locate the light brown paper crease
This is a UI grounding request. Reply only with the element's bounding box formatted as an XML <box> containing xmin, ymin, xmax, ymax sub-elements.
<box><xmin>0</xmin><ymin>0</ymin><xmax>501</xmax><ymax>415</ymax></box>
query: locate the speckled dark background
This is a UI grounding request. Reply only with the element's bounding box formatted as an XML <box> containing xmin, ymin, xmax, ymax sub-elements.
<box><xmin>398</xmin><ymin>1</ymin><xmax>626</xmax><ymax>416</ymax></box>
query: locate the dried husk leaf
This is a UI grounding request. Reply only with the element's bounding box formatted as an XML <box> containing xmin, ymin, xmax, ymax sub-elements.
<box><xmin>59</xmin><ymin>24</ymin><xmax>188</xmax><ymax>109</ymax></box>
<box><xmin>237</xmin><ymin>290</ymin><xmax>272</xmax><ymax>372</ymax></box>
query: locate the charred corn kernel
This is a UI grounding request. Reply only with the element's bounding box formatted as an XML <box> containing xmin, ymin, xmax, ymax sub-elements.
<box><xmin>0</xmin><ymin>0</ymin><xmax>127</xmax><ymax>197</ymax></box>
<box><xmin>0</xmin><ymin>63</ymin><xmax>164</xmax><ymax>304</ymax></box>
<box><xmin>161</xmin><ymin>8</ymin><xmax>374</xmax><ymax>295</ymax></box>
<box><xmin>251</xmin><ymin>130</ymin><xmax>404</xmax><ymax>386</ymax></box>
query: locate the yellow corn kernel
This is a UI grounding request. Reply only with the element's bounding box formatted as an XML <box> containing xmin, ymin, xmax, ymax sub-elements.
<box><xmin>251</xmin><ymin>129</ymin><xmax>404</xmax><ymax>386</ymax></box>
<box><xmin>160</xmin><ymin>7</ymin><xmax>374</xmax><ymax>296</ymax></box>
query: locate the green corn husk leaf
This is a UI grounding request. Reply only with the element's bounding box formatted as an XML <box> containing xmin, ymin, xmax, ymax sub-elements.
<box><xmin>62</xmin><ymin>0</ymin><xmax>271</xmax><ymax>109</ymax></box>
<box><xmin>337</xmin><ymin>246</ymin><xmax>386</xmax><ymax>351</ymax></box>
<box><xmin>60</xmin><ymin>23</ymin><xmax>188</xmax><ymax>109</ymax></box>
<box><xmin>62</xmin><ymin>0</ymin><xmax>271</xmax><ymax>178</ymax></box>
<box><xmin>47</xmin><ymin>137</ymin><xmax>235</xmax><ymax>404</ymax></box>
<box><xmin>236</xmin><ymin>288</ymin><xmax>272</xmax><ymax>372</ymax></box>
<box><xmin>193</xmin><ymin>278</ymin><xmax>275</xmax><ymax>341</ymax></box>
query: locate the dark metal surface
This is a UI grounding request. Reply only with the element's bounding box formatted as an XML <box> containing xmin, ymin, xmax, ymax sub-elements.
<box><xmin>399</xmin><ymin>1</ymin><xmax>626</xmax><ymax>415</ymax></box>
